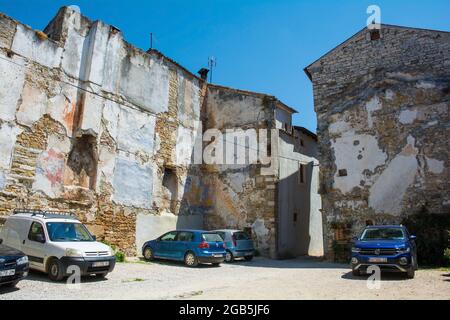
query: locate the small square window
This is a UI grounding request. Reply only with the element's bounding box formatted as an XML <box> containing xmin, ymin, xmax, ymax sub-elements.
<box><xmin>298</xmin><ymin>164</ymin><xmax>305</xmax><ymax>184</ymax></box>
<box><xmin>370</xmin><ymin>29</ymin><xmax>380</xmax><ymax>41</ymax></box>
<box><xmin>293</xmin><ymin>212</ymin><xmax>298</xmax><ymax>223</ymax></box>
<box><xmin>338</xmin><ymin>169</ymin><xmax>347</xmax><ymax>177</ymax></box>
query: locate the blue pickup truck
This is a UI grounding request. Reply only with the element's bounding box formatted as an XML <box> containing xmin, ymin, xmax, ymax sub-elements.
<box><xmin>350</xmin><ymin>225</ymin><xmax>418</xmax><ymax>279</ymax></box>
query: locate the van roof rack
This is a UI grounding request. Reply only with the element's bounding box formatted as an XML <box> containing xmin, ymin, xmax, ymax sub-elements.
<box><xmin>12</xmin><ymin>208</ymin><xmax>77</xmax><ymax>218</ymax></box>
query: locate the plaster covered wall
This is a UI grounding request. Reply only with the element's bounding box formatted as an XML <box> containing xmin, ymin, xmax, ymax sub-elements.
<box><xmin>203</xmin><ymin>86</ymin><xmax>280</xmax><ymax>257</ymax></box>
<box><xmin>0</xmin><ymin>7</ymin><xmax>207</xmax><ymax>255</ymax></box>
<box><xmin>306</xmin><ymin>25</ymin><xmax>450</xmax><ymax>259</ymax></box>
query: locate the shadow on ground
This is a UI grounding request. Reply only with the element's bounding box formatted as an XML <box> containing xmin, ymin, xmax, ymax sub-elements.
<box><xmin>13</xmin><ymin>269</ymin><xmax>110</xmax><ymax>285</ymax></box>
<box><xmin>137</xmin><ymin>257</ymin><xmax>220</xmax><ymax>269</ymax></box>
<box><xmin>341</xmin><ymin>271</ymin><xmax>411</xmax><ymax>281</ymax></box>
<box><xmin>138</xmin><ymin>256</ymin><xmax>348</xmax><ymax>270</ymax></box>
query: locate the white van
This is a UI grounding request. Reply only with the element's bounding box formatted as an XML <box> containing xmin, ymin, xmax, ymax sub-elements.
<box><xmin>0</xmin><ymin>209</ymin><xmax>116</xmax><ymax>281</ymax></box>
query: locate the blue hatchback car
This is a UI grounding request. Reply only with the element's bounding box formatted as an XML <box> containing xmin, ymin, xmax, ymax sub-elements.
<box><xmin>142</xmin><ymin>230</ymin><xmax>226</xmax><ymax>267</ymax></box>
<box><xmin>351</xmin><ymin>225</ymin><xmax>418</xmax><ymax>278</ymax></box>
<box><xmin>213</xmin><ymin>229</ymin><xmax>255</xmax><ymax>262</ymax></box>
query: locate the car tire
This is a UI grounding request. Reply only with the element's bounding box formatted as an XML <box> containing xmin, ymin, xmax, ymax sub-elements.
<box><xmin>95</xmin><ymin>273</ymin><xmax>107</xmax><ymax>278</ymax></box>
<box><xmin>48</xmin><ymin>258</ymin><xmax>65</xmax><ymax>282</ymax></box>
<box><xmin>212</xmin><ymin>263</ymin><xmax>221</xmax><ymax>267</ymax></box>
<box><xmin>225</xmin><ymin>250</ymin><xmax>234</xmax><ymax>263</ymax></box>
<box><xmin>406</xmin><ymin>268</ymin><xmax>415</xmax><ymax>279</ymax></box>
<box><xmin>184</xmin><ymin>251</ymin><xmax>198</xmax><ymax>267</ymax></box>
<box><xmin>4</xmin><ymin>280</ymin><xmax>19</xmax><ymax>288</ymax></box>
<box><xmin>143</xmin><ymin>247</ymin><xmax>154</xmax><ymax>261</ymax></box>
<box><xmin>352</xmin><ymin>269</ymin><xmax>360</xmax><ymax>277</ymax></box>
<box><xmin>244</xmin><ymin>255</ymin><xmax>254</xmax><ymax>261</ymax></box>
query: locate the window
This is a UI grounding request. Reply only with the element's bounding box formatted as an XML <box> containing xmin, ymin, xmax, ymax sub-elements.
<box><xmin>202</xmin><ymin>233</ymin><xmax>223</xmax><ymax>242</ymax></box>
<box><xmin>28</xmin><ymin>222</ymin><xmax>45</xmax><ymax>243</ymax></box>
<box><xmin>177</xmin><ymin>232</ymin><xmax>194</xmax><ymax>242</ymax></box>
<box><xmin>216</xmin><ymin>231</ymin><xmax>226</xmax><ymax>241</ymax></box>
<box><xmin>233</xmin><ymin>232</ymin><xmax>250</xmax><ymax>241</ymax></box>
<box><xmin>160</xmin><ymin>231</ymin><xmax>177</xmax><ymax>241</ymax></box>
<box><xmin>300</xmin><ymin>139</ymin><xmax>304</xmax><ymax>147</ymax></box>
<box><xmin>298</xmin><ymin>164</ymin><xmax>305</xmax><ymax>184</ymax></box>
<box><xmin>338</xmin><ymin>169</ymin><xmax>347</xmax><ymax>177</ymax></box>
<box><xmin>46</xmin><ymin>222</ymin><xmax>93</xmax><ymax>242</ymax></box>
<box><xmin>293</xmin><ymin>212</ymin><xmax>298</xmax><ymax>223</ymax></box>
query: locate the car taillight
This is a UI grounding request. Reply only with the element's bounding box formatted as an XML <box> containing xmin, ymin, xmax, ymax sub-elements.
<box><xmin>198</xmin><ymin>242</ymin><xmax>209</xmax><ymax>249</ymax></box>
<box><xmin>232</xmin><ymin>234</ymin><xmax>237</xmax><ymax>247</ymax></box>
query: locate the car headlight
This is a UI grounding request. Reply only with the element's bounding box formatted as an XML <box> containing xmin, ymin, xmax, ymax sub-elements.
<box><xmin>351</xmin><ymin>247</ymin><xmax>361</xmax><ymax>253</ymax></box>
<box><xmin>397</xmin><ymin>247</ymin><xmax>410</xmax><ymax>253</ymax></box>
<box><xmin>16</xmin><ymin>256</ymin><xmax>28</xmax><ymax>265</ymax></box>
<box><xmin>65</xmin><ymin>248</ymin><xmax>83</xmax><ymax>257</ymax></box>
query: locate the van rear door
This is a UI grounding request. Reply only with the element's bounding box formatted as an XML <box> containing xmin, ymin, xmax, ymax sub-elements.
<box><xmin>233</xmin><ymin>231</ymin><xmax>254</xmax><ymax>251</ymax></box>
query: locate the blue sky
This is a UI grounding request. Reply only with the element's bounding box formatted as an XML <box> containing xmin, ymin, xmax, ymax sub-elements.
<box><xmin>1</xmin><ymin>0</ymin><xmax>449</xmax><ymax>132</ymax></box>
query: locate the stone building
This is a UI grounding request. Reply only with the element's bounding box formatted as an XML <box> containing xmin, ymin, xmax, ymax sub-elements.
<box><xmin>305</xmin><ymin>25</ymin><xmax>450</xmax><ymax>259</ymax></box>
<box><xmin>0</xmin><ymin>6</ymin><xmax>322</xmax><ymax>258</ymax></box>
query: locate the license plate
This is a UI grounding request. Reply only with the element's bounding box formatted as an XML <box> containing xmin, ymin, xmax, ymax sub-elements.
<box><xmin>212</xmin><ymin>254</ymin><xmax>223</xmax><ymax>258</ymax></box>
<box><xmin>92</xmin><ymin>261</ymin><xmax>109</xmax><ymax>267</ymax></box>
<box><xmin>0</xmin><ymin>269</ymin><xmax>16</xmax><ymax>277</ymax></box>
<box><xmin>368</xmin><ymin>257</ymin><xmax>387</xmax><ymax>263</ymax></box>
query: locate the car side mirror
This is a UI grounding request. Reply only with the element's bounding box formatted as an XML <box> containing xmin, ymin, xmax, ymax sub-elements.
<box><xmin>410</xmin><ymin>235</ymin><xmax>416</xmax><ymax>240</ymax></box>
<box><xmin>351</xmin><ymin>236</ymin><xmax>358</xmax><ymax>242</ymax></box>
<box><xmin>92</xmin><ymin>235</ymin><xmax>96</xmax><ymax>241</ymax></box>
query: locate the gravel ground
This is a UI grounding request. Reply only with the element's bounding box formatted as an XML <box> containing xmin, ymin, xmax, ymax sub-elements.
<box><xmin>1</xmin><ymin>257</ymin><xmax>449</xmax><ymax>300</ymax></box>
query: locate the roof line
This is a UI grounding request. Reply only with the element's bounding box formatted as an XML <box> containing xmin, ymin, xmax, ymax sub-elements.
<box><xmin>303</xmin><ymin>23</ymin><xmax>450</xmax><ymax>81</ymax></box>
<box><xmin>208</xmin><ymin>83</ymin><xmax>298</xmax><ymax>114</ymax></box>
<box><xmin>293</xmin><ymin>126</ymin><xmax>317</xmax><ymax>140</ymax></box>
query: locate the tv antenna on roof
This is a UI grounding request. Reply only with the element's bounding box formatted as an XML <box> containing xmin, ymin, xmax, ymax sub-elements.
<box><xmin>208</xmin><ymin>56</ymin><xmax>217</xmax><ymax>83</ymax></box>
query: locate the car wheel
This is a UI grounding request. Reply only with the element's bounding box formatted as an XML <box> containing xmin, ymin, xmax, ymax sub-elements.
<box><xmin>184</xmin><ymin>252</ymin><xmax>198</xmax><ymax>267</ymax></box>
<box><xmin>244</xmin><ymin>255</ymin><xmax>254</xmax><ymax>261</ymax></box>
<box><xmin>352</xmin><ymin>269</ymin><xmax>360</xmax><ymax>277</ymax></box>
<box><xmin>406</xmin><ymin>268</ymin><xmax>415</xmax><ymax>279</ymax></box>
<box><xmin>143</xmin><ymin>247</ymin><xmax>154</xmax><ymax>261</ymax></box>
<box><xmin>225</xmin><ymin>250</ymin><xmax>234</xmax><ymax>263</ymax></box>
<box><xmin>48</xmin><ymin>258</ymin><xmax>65</xmax><ymax>282</ymax></box>
<box><xmin>212</xmin><ymin>263</ymin><xmax>221</xmax><ymax>267</ymax></box>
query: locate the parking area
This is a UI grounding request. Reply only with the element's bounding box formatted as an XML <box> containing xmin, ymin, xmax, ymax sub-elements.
<box><xmin>1</xmin><ymin>257</ymin><xmax>448</xmax><ymax>300</ymax></box>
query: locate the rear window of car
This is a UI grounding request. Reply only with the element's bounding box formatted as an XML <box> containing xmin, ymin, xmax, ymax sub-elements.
<box><xmin>234</xmin><ymin>232</ymin><xmax>250</xmax><ymax>240</ymax></box>
<box><xmin>202</xmin><ymin>233</ymin><xmax>223</xmax><ymax>242</ymax></box>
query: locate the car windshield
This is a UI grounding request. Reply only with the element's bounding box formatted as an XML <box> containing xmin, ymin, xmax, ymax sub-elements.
<box><xmin>46</xmin><ymin>222</ymin><xmax>93</xmax><ymax>242</ymax></box>
<box><xmin>202</xmin><ymin>233</ymin><xmax>223</xmax><ymax>242</ymax></box>
<box><xmin>360</xmin><ymin>228</ymin><xmax>405</xmax><ymax>241</ymax></box>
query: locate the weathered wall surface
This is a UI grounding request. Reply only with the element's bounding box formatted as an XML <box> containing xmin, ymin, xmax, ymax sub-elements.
<box><xmin>203</xmin><ymin>85</ymin><xmax>279</xmax><ymax>257</ymax></box>
<box><xmin>306</xmin><ymin>26</ymin><xmax>450</xmax><ymax>259</ymax></box>
<box><xmin>0</xmin><ymin>7</ymin><xmax>207</xmax><ymax>255</ymax></box>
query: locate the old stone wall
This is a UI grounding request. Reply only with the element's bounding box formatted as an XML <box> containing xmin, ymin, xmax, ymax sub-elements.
<box><xmin>0</xmin><ymin>6</ymin><xmax>320</xmax><ymax>259</ymax></box>
<box><xmin>306</xmin><ymin>25</ymin><xmax>450</xmax><ymax>259</ymax></box>
<box><xmin>0</xmin><ymin>7</ymin><xmax>207</xmax><ymax>255</ymax></box>
<box><xmin>203</xmin><ymin>85</ymin><xmax>280</xmax><ymax>257</ymax></box>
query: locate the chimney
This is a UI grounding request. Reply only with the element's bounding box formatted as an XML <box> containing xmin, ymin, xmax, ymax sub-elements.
<box><xmin>197</xmin><ymin>68</ymin><xmax>209</xmax><ymax>81</ymax></box>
